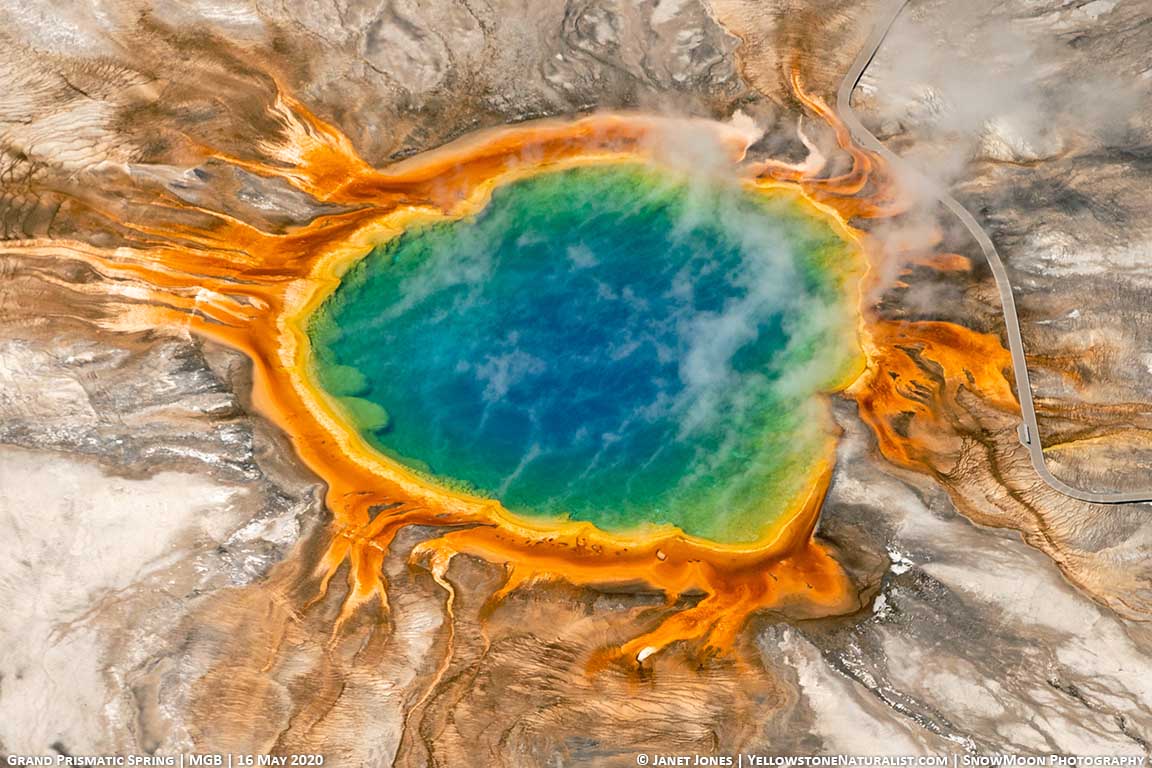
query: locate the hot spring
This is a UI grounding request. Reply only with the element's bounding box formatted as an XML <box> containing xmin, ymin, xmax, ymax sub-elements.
<box><xmin>307</xmin><ymin>164</ymin><xmax>863</xmax><ymax>545</ymax></box>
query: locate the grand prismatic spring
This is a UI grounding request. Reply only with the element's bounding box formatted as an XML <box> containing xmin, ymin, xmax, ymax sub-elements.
<box><xmin>12</xmin><ymin>1</ymin><xmax>1152</xmax><ymax>758</ymax></box>
<box><xmin>4</xmin><ymin>80</ymin><xmax>1024</xmax><ymax>661</ymax></box>
<box><xmin>307</xmin><ymin>164</ymin><xmax>863</xmax><ymax>546</ymax></box>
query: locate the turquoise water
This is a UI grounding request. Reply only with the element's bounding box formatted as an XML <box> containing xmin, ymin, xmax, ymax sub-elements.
<box><xmin>308</xmin><ymin>165</ymin><xmax>860</xmax><ymax>544</ymax></box>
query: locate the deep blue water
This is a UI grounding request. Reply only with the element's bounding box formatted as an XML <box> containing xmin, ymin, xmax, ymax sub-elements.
<box><xmin>308</xmin><ymin>164</ymin><xmax>859</xmax><ymax>543</ymax></box>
